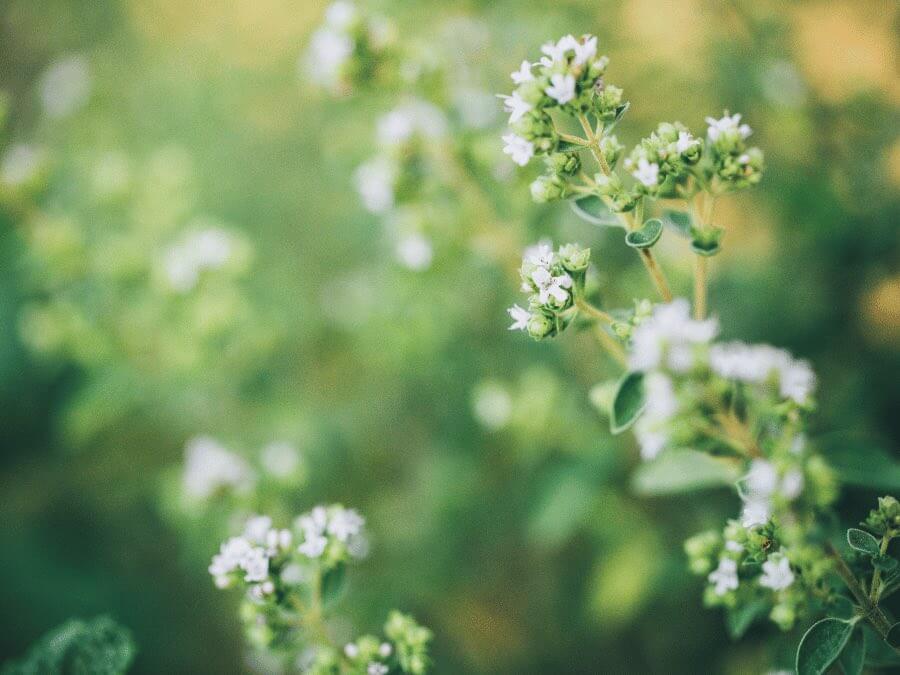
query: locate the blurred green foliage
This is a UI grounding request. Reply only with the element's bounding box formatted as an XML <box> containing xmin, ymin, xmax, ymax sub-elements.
<box><xmin>0</xmin><ymin>0</ymin><xmax>897</xmax><ymax>673</ymax></box>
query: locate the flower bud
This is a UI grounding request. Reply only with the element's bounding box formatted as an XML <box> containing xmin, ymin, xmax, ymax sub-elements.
<box><xmin>526</xmin><ymin>312</ymin><xmax>555</xmax><ymax>340</ymax></box>
<box><xmin>594</xmin><ymin>84</ymin><xmax>624</xmax><ymax>119</ymax></box>
<box><xmin>529</xmin><ymin>174</ymin><xmax>567</xmax><ymax>203</ymax></box>
<box><xmin>546</xmin><ymin>152</ymin><xmax>581</xmax><ymax>175</ymax></box>
<box><xmin>769</xmin><ymin>603</ymin><xmax>796</xmax><ymax>631</ymax></box>
<box><xmin>599</xmin><ymin>135</ymin><xmax>624</xmax><ymax>167</ymax></box>
<box><xmin>558</xmin><ymin>243</ymin><xmax>590</xmax><ymax>272</ymax></box>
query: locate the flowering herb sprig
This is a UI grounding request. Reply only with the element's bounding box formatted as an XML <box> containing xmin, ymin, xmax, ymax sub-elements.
<box><xmin>210</xmin><ymin>509</ymin><xmax>432</xmax><ymax>675</ymax></box>
<box><xmin>502</xmin><ymin>34</ymin><xmax>900</xmax><ymax>672</ymax></box>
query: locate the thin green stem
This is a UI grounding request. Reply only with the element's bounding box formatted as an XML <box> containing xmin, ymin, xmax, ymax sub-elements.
<box><xmin>693</xmin><ymin>254</ymin><xmax>707</xmax><ymax>320</ymax></box>
<box><xmin>871</xmin><ymin>534</ymin><xmax>892</xmax><ymax>603</ymax></box>
<box><xmin>575</xmin><ymin>297</ymin><xmax>616</xmax><ymax>325</ymax></box>
<box><xmin>826</xmin><ymin>542</ymin><xmax>900</xmax><ymax>653</ymax></box>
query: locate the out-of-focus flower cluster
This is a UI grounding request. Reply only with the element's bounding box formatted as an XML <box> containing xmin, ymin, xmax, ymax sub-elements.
<box><xmin>209</xmin><ymin>511</ymin><xmax>432</xmax><ymax>675</ymax></box>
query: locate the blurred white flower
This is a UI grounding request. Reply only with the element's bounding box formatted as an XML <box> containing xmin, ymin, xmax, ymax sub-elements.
<box><xmin>502</xmin><ymin>133</ymin><xmax>534</xmax><ymax>167</ymax></box>
<box><xmin>471</xmin><ymin>381</ymin><xmax>513</xmax><ymax>430</ymax></box>
<box><xmin>327</xmin><ymin>507</ymin><xmax>365</xmax><ymax>542</ymax></box>
<box><xmin>354</xmin><ymin>156</ymin><xmax>396</xmax><ymax>214</ymax></box>
<box><xmin>39</xmin><ymin>54</ymin><xmax>91</xmax><ymax>119</ymax></box>
<box><xmin>395</xmin><ymin>233</ymin><xmax>433</xmax><ymax>271</ymax></box>
<box><xmin>629</xmin><ymin>299</ymin><xmax>718</xmax><ymax>372</ymax></box>
<box><xmin>759</xmin><ymin>551</ymin><xmax>795</xmax><ymax>591</ymax></box>
<box><xmin>1</xmin><ymin>144</ymin><xmax>44</xmax><ymax>187</ymax></box>
<box><xmin>706</xmin><ymin>112</ymin><xmax>752</xmax><ymax>142</ymax></box>
<box><xmin>261</xmin><ymin>441</ymin><xmax>302</xmax><ymax>478</ymax></box>
<box><xmin>708</xmin><ymin>557</ymin><xmax>739</xmax><ymax>596</ymax></box>
<box><xmin>631</xmin><ymin>158</ymin><xmax>660</xmax><ymax>187</ymax></box>
<box><xmin>183</xmin><ymin>436</ymin><xmax>254</xmax><ymax>500</ymax></box>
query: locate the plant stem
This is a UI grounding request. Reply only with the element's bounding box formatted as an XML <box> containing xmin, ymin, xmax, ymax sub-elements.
<box><xmin>826</xmin><ymin>542</ymin><xmax>900</xmax><ymax>653</ymax></box>
<box><xmin>639</xmin><ymin>249</ymin><xmax>673</xmax><ymax>302</ymax></box>
<box><xmin>693</xmin><ymin>254</ymin><xmax>707</xmax><ymax>319</ymax></box>
<box><xmin>575</xmin><ymin>297</ymin><xmax>616</xmax><ymax>325</ymax></box>
<box><xmin>592</xmin><ymin>324</ymin><xmax>627</xmax><ymax>366</ymax></box>
<box><xmin>871</xmin><ymin>534</ymin><xmax>892</xmax><ymax>603</ymax></box>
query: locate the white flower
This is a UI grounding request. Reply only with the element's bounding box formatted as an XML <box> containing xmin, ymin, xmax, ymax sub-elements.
<box><xmin>183</xmin><ymin>436</ymin><xmax>254</xmax><ymax>500</ymax></box>
<box><xmin>500</xmin><ymin>91</ymin><xmax>532</xmax><ymax>124</ymax></box>
<box><xmin>39</xmin><ymin>54</ymin><xmax>91</xmax><ymax>119</ymax></box>
<box><xmin>305</xmin><ymin>28</ymin><xmax>354</xmax><ymax>89</ymax></box>
<box><xmin>354</xmin><ymin>156</ymin><xmax>396</xmax><ymax>213</ymax></box>
<box><xmin>502</xmin><ymin>133</ymin><xmax>534</xmax><ymax>167</ymax></box>
<box><xmin>523</xmin><ymin>240</ymin><xmax>554</xmax><ymax>267</ymax></box>
<box><xmin>572</xmin><ymin>35</ymin><xmax>598</xmax><ymax>67</ymax></box>
<box><xmin>367</xmin><ymin>664</ymin><xmax>389</xmax><ymax>675</ymax></box>
<box><xmin>634</xmin><ymin>372</ymin><xmax>678</xmax><ymax>460</ymax></box>
<box><xmin>545</xmin><ymin>73</ymin><xmax>576</xmax><ymax>104</ymax></box>
<box><xmin>209</xmin><ymin>536</ymin><xmax>252</xmax><ymax>576</ymax></box>
<box><xmin>708</xmin><ymin>557</ymin><xmax>739</xmax><ymax>596</ymax></box>
<box><xmin>746</xmin><ymin>460</ymin><xmax>779</xmax><ymax>496</ymax></box>
<box><xmin>261</xmin><ymin>442</ymin><xmax>301</xmax><ymax>478</ymax></box>
<box><xmin>631</xmin><ymin>158</ymin><xmax>660</xmax><ymax>187</ymax></box>
<box><xmin>345</xmin><ymin>643</ymin><xmax>360</xmax><ymax>659</ymax></box>
<box><xmin>376</xmin><ymin>101</ymin><xmax>447</xmax><ymax>146</ymax></box>
<box><xmin>531</xmin><ymin>266</ymin><xmax>572</xmax><ymax>305</ymax></box>
<box><xmin>540</xmin><ymin>35</ymin><xmax>577</xmax><ymax>67</ymax></box>
<box><xmin>379</xmin><ymin>643</ymin><xmax>392</xmax><ymax>658</ymax></box>
<box><xmin>244</xmin><ymin>516</ymin><xmax>273</xmax><ymax>544</ymax></box>
<box><xmin>395</xmin><ymin>234</ymin><xmax>433</xmax><ymax>271</ymax></box>
<box><xmin>507</xmin><ymin>304</ymin><xmax>531</xmax><ymax>331</ymax></box>
<box><xmin>759</xmin><ymin>551</ymin><xmax>795</xmax><ymax>591</ymax></box>
<box><xmin>706</xmin><ymin>113</ymin><xmax>752</xmax><ymax>142</ymax></box>
<box><xmin>510</xmin><ymin>60</ymin><xmax>534</xmax><ymax>84</ymax></box>
<box><xmin>298</xmin><ymin>534</ymin><xmax>328</xmax><ymax>558</ymax></box>
<box><xmin>781</xmin><ymin>470</ymin><xmax>804</xmax><ymax>500</ymax></box>
<box><xmin>709</xmin><ymin>342</ymin><xmax>815</xmax><ymax>404</ymax></box>
<box><xmin>675</xmin><ymin>131</ymin><xmax>699</xmax><ymax>154</ymax></box>
<box><xmin>163</xmin><ymin>228</ymin><xmax>235</xmax><ymax>293</ymax></box>
<box><xmin>725</xmin><ymin>540</ymin><xmax>744</xmax><ymax>553</ymax></box>
<box><xmin>1</xmin><ymin>144</ymin><xmax>44</xmax><ymax>187</ymax></box>
<box><xmin>327</xmin><ymin>508</ymin><xmax>365</xmax><ymax>542</ymax></box>
<box><xmin>628</xmin><ymin>299</ymin><xmax>718</xmax><ymax>372</ymax></box>
<box><xmin>242</xmin><ymin>548</ymin><xmax>269</xmax><ymax>582</ymax></box>
<box><xmin>740</xmin><ymin>498</ymin><xmax>770</xmax><ymax>528</ymax></box>
<box><xmin>297</xmin><ymin>506</ymin><xmax>328</xmax><ymax>537</ymax></box>
<box><xmin>266</xmin><ymin>528</ymin><xmax>293</xmax><ymax>553</ymax></box>
<box><xmin>324</xmin><ymin>1</ymin><xmax>358</xmax><ymax>30</ymax></box>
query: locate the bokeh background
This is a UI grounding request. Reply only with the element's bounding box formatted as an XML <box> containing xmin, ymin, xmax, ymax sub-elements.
<box><xmin>0</xmin><ymin>0</ymin><xmax>898</xmax><ymax>673</ymax></box>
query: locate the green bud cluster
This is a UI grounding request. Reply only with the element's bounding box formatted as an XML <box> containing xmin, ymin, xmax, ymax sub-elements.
<box><xmin>864</xmin><ymin>496</ymin><xmax>900</xmax><ymax>536</ymax></box>
<box><xmin>623</xmin><ymin>121</ymin><xmax>702</xmax><ymax>197</ymax></box>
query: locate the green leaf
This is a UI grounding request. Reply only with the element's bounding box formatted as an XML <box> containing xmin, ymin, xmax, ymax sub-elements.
<box><xmin>662</xmin><ymin>210</ymin><xmax>692</xmax><ymax>237</ymax></box>
<box><xmin>605</xmin><ymin>101</ymin><xmax>630</xmax><ymax>131</ymax></box>
<box><xmin>817</xmin><ymin>433</ymin><xmax>900</xmax><ymax>491</ymax></box>
<box><xmin>570</xmin><ymin>195</ymin><xmax>622</xmax><ymax>227</ymax></box>
<box><xmin>873</xmin><ymin>555</ymin><xmax>898</xmax><ymax>572</ymax></box>
<box><xmin>624</xmin><ymin>218</ymin><xmax>663</xmax><ymax>249</ymax></box>
<box><xmin>887</xmin><ymin>622</ymin><xmax>900</xmax><ymax>649</ymax></box>
<box><xmin>846</xmin><ymin>528</ymin><xmax>880</xmax><ymax>556</ymax></box>
<box><xmin>726</xmin><ymin>597</ymin><xmax>769</xmax><ymax>639</ymax></box>
<box><xmin>321</xmin><ymin>563</ymin><xmax>346</xmax><ymax>607</ymax></box>
<box><xmin>796</xmin><ymin>617</ymin><xmax>855</xmax><ymax>675</ymax></box>
<box><xmin>863</xmin><ymin>625</ymin><xmax>900</xmax><ymax>667</ymax></box>
<box><xmin>610</xmin><ymin>371</ymin><xmax>645</xmax><ymax>434</ymax></box>
<box><xmin>557</xmin><ymin>140</ymin><xmax>586</xmax><ymax>153</ymax></box>
<box><xmin>837</xmin><ymin>627</ymin><xmax>865</xmax><ymax>675</ymax></box>
<box><xmin>631</xmin><ymin>449</ymin><xmax>742</xmax><ymax>496</ymax></box>
<box><xmin>690</xmin><ymin>239</ymin><xmax>721</xmax><ymax>256</ymax></box>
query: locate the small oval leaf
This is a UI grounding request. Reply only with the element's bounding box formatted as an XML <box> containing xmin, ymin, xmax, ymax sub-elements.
<box><xmin>847</xmin><ymin>528</ymin><xmax>880</xmax><ymax>557</ymax></box>
<box><xmin>570</xmin><ymin>195</ymin><xmax>622</xmax><ymax>227</ymax></box>
<box><xmin>796</xmin><ymin>617</ymin><xmax>855</xmax><ymax>675</ymax></box>
<box><xmin>625</xmin><ymin>219</ymin><xmax>663</xmax><ymax>249</ymax></box>
<box><xmin>837</xmin><ymin>627</ymin><xmax>865</xmax><ymax>675</ymax></box>
<box><xmin>610</xmin><ymin>371</ymin><xmax>645</xmax><ymax>435</ymax></box>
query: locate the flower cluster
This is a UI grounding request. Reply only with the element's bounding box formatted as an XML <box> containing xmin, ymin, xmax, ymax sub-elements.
<box><xmin>622</xmin><ymin>121</ymin><xmax>702</xmax><ymax>197</ymax></box>
<box><xmin>180</xmin><ymin>435</ymin><xmax>305</xmax><ymax>504</ymax></box>
<box><xmin>507</xmin><ymin>241</ymin><xmax>590</xmax><ymax>340</ymax></box>
<box><xmin>210</xmin><ymin>510</ymin><xmax>432</xmax><ymax>674</ymax></box>
<box><xmin>703</xmin><ymin>112</ymin><xmax>764</xmax><ymax>190</ymax></box>
<box><xmin>161</xmin><ymin>225</ymin><xmax>249</xmax><ymax>293</ymax></box>
<box><xmin>303</xmin><ymin>1</ymin><xmax>396</xmax><ymax>95</ymax></box>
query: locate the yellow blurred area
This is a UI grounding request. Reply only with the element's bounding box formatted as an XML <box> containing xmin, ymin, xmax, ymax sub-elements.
<box><xmin>791</xmin><ymin>0</ymin><xmax>899</xmax><ymax>104</ymax></box>
<box><xmin>861</xmin><ymin>275</ymin><xmax>900</xmax><ymax>347</ymax></box>
<box><xmin>128</xmin><ymin>0</ymin><xmax>320</xmax><ymax>68</ymax></box>
<box><xmin>588</xmin><ymin>533</ymin><xmax>661</xmax><ymax>628</ymax></box>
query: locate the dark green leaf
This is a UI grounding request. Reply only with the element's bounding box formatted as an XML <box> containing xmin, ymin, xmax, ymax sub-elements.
<box><xmin>690</xmin><ymin>239</ymin><xmax>721</xmax><ymax>256</ymax></box>
<box><xmin>887</xmin><ymin>622</ymin><xmax>900</xmax><ymax>649</ymax></box>
<box><xmin>610</xmin><ymin>371</ymin><xmax>645</xmax><ymax>434</ymax></box>
<box><xmin>726</xmin><ymin>597</ymin><xmax>769</xmax><ymax>639</ymax></box>
<box><xmin>863</xmin><ymin>625</ymin><xmax>900</xmax><ymax>667</ymax></box>
<box><xmin>662</xmin><ymin>210</ymin><xmax>692</xmax><ymax>237</ymax></box>
<box><xmin>796</xmin><ymin>617</ymin><xmax>855</xmax><ymax>675</ymax></box>
<box><xmin>846</xmin><ymin>528</ymin><xmax>880</xmax><ymax>556</ymax></box>
<box><xmin>570</xmin><ymin>195</ymin><xmax>621</xmax><ymax>227</ymax></box>
<box><xmin>631</xmin><ymin>449</ymin><xmax>742</xmax><ymax>496</ymax></box>
<box><xmin>557</xmin><ymin>140</ymin><xmax>586</xmax><ymax>153</ymax></box>
<box><xmin>837</xmin><ymin>627</ymin><xmax>865</xmax><ymax>675</ymax></box>
<box><xmin>816</xmin><ymin>433</ymin><xmax>900</xmax><ymax>491</ymax></box>
<box><xmin>873</xmin><ymin>555</ymin><xmax>897</xmax><ymax>572</ymax></box>
<box><xmin>624</xmin><ymin>219</ymin><xmax>663</xmax><ymax>249</ymax></box>
<box><xmin>321</xmin><ymin>563</ymin><xmax>347</xmax><ymax>606</ymax></box>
